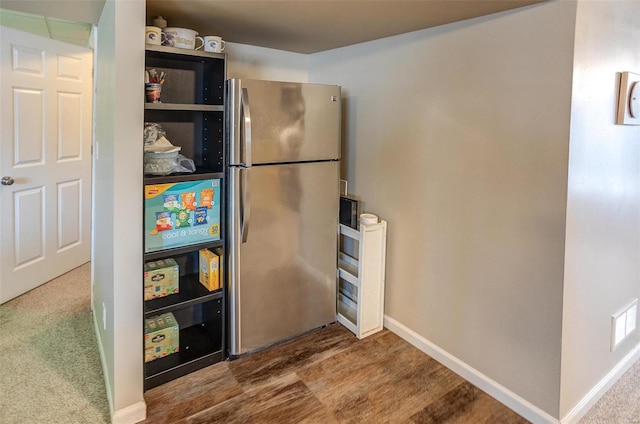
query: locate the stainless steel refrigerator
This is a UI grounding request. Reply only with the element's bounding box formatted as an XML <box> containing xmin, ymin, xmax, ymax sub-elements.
<box><xmin>226</xmin><ymin>78</ymin><xmax>341</xmax><ymax>356</ymax></box>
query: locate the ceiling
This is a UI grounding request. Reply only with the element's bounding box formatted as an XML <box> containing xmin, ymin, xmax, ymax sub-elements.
<box><xmin>146</xmin><ymin>0</ymin><xmax>547</xmax><ymax>54</ymax></box>
<box><xmin>0</xmin><ymin>8</ymin><xmax>93</xmax><ymax>47</ymax></box>
<box><xmin>0</xmin><ymin>0</ymin><xmax>547</xmax><ymax>54</ymax></box>
<box><xmin>0</xmin><ymin>0</ymin><xmax>105</xmax><ymax>25</ymax></box>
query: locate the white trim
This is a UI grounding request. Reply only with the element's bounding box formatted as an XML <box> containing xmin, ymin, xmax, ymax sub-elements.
<box><xmin>384</xmin><ymin>315</ymin><xmax>559</xmax><ymax>424</ymax></box>
<box><xmin>112</xmin><ymin>402</ymin><xmax>147</xmax><ymax>424</ymax></box>
<box><xmin>560</xmin><ymin>343</ymin><xmax>640</xmax><ymax>424</ymax></box>
<box><xmin>93</xmin><ymin>310</ymin><xmax>147</xmax><ymax>424</ymax></box>
<box><xmin>93</xmin><ymin>309</ymin><xmax>115</xmax><ymax>418</ymax></box>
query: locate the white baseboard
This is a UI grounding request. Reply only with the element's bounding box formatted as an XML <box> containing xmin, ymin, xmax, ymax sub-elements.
<box><xmin>92</xmin><ymin>310</ymin><xmax>148</xmax><ymax>424</ymax></box>
<box><xmin>92</xmin><ymin>310</ymin><xmax>115</xmax><ymax>418</ymax></box>
<box><xmin>560</xmin><ymin>342</ymin><xmax>640</xmax><ymax>424</ymax></box>
<box><xmin>112</xmin><ymin>402</ymin><xmax>147</xmax><ymax>424</ymax></box>
<box><xmin>384</xmin><ymin>315</ymin><xmax>559</xmax><ymax>424</ymax></box>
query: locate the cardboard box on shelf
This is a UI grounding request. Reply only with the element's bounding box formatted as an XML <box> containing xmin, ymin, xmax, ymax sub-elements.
<box><xmin>144</xmin><ymin>179</ymin><xmax>221</xmax><ymax>253</ymax></box>
<box><xmin>144</xmin><ymin>258</ymin><xmax>179</xmax><ymax>300</ymax></box>
<box><xmin>199</xmin><ymin>249</ymin><xmax>220</xmax><ymax>291</ymax></box>
<box><xmin>144</xmin><ymin>312</ymin><xmax>179</xmax><ymax>362</ymax></box>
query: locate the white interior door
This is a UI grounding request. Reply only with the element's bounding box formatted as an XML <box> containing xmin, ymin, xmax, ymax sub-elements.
<box><xmin>0</xmin><ymin>27</ymin><xmax>93</xmax><ymax>304</ymax></box>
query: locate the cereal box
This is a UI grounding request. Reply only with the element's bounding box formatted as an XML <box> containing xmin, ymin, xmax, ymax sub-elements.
<box><xmin>144</xmin><ymin>312</ymin><xmax>179</xmax><ymax>362</ymax></box>
<box><xmin>144</xmin><ymin>179</ymin><xmax>221</xmax><ymax>253</ymax></box>
<box><xmin>199</xmin><ymin>249</ymin><xmax>220</xmax><ymax>291</ymax></box>
<box><xmin>144</xmin><ymin>258</ymin><xmax>179</xmax><ymax>300</ymax></box>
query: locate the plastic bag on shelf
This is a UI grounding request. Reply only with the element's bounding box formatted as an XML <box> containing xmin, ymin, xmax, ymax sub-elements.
<box><xmin>144</xmin><ymin>122</ymin><xmax>166</xmax><ymax>146</ymax></box>
<box><xmin>144</xmin><ymin>152</ymin><xmax>196</xmax><ymax>176</ymax></box>
<box><xmin>145</xmin><ymin>135</ymin><xmax>181</xmax><ymax>154</ymax></box>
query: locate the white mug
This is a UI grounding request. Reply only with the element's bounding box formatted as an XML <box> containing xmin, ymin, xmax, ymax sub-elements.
<box><xmin>197</xmin><ymin>36</ymin><xmax>225</xmax><ymax>53</ymax></box>
<box><xmin>145</xmin><ymin>26</ymin><xmax>165</xmax><ymax>45</ymax></box>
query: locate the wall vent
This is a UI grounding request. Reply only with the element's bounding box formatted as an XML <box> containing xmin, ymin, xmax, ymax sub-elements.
<box><xmin>611</xmin><ymin>298</ymin><xmax>638</xmax><ymax>351</ymax></box>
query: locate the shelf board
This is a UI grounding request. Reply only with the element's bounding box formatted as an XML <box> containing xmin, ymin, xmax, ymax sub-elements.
<box><xmin>145</xmin><ymin>274</ymin><xmax>222</xmax><ymax>317</ymax></box>
<box><xmin>337</xmin><ymin>297</ymin><xmax>357</xmax><ymax>326</ymax></box>
<box><xmin>338</xmin><ymin>252</ymin><xmax>359</xmax><ymax>278</ymax></box>
<box><xmin>144</xmin><ymin>103</ymin><xmax>223</xmax><ymax>112</ymax></box>
<box><xmin>145</xmin><ymin>44</ymin><xmax>226</xmax><ymax>60</ymax></box>
<box><xmin>338</xmin><ymin>267</ymin><xmax>360</xmax><ymax>288</ymax></box>
<box><xmin>144</xmin><ymin>239</ymin><xmax>223</xmax><ymax>261</ymax></box>
<box><xmin>338</xmin><ymin>277</ymin><xmax>358</xmax><ymax>302</ymax></box>
<box><xmin>144</xmin><ymin>324</ymin><xmax>223</xmax><ymax>390</ymax></box>
<box><xmin>339</xmin><ymin>224</ymin><xmax>360</xmax><ymax>240</ymax></box>
<box><xmin>144</xmin><ymin>170</ymin><xmax>224</xmax><ymax>185</ymax></box>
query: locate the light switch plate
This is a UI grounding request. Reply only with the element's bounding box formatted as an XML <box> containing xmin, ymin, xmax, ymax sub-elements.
<box><xmin>616</xmin><ymin>71</ymin><xmax>640</xmax><ymax>125</ymax></box>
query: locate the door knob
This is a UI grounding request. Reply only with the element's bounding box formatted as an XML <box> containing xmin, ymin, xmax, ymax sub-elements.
<box><xmin>1</xmin><ymin>176</ymin><xmax>14</xmax><ymax>186</ymax></box>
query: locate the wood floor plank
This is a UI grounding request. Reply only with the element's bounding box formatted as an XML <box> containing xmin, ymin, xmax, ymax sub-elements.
<box><xmin>299</xmin><ymin>330</ymin><xmax>466</xmax><ymax>423</ymax></box>
<box><xmin>141</xmin><ymin>361</ymin><xmax>242</xmax><ymax>424</ymax></box>
<box><xmin>409</xmin><ymin>381</ymin><xmax>530</xmax><ymax>424</ymax></box>
<box><xmin>228</xmin><ymin>323</ymin><xmax>357</xmax><ymax>387</ymax></box>
<box><xmin>185</xmin><ymin>373</ymin><xmax>333</xmax><ymax>424</ymax></box>
<box><xmin>143</xmin><ymin>324</ymin><xmax>530</xmax><ymax>424</ymax></box>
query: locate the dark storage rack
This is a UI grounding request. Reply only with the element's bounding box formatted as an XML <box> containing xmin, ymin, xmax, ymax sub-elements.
<box><xmin>143</xmin><ymin>45</ymin><xmax>226</xmax><ymax>390</ymax></box>
<box><xmin>144</xmin><ymin>44</ymin><xmax>225</xmax><ymax>174</ymax></box>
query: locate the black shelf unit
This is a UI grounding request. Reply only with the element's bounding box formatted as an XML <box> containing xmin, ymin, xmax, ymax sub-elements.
<box><xmin>145</xmin><ymin>45</ymin><xmax>225</xmax><ymax>174</ymax></box>
<box><xmin>144</xmin><ymin>103</ymin><xmax>224</xmax><ymax>112</ymax></box>
<box><xmin>144</xmin><ymin>171</ymin><xmax>224</xmax><ymax>185</ymax></box>
<box><xmin>144</xmin><ymin>264</ymin><xmax>223</xmax><ymax>318</ymax></box>
<box><xmin>143</xmin><ymin>45</ymin><xmax>226</xmax><ymax>391</ymax></box>
<box><xmin>144</xmin><ymin>303</ymin><xmax>223</xmax><ymax>389</ymax></box>
<box><xmin>144</xmin><ymin>239</ymin><xmax>223</xmax><ymax>262</ymax></box>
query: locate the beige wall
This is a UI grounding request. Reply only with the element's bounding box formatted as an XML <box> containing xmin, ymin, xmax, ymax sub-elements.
<box><xmin>309</xmin><ymin>1</ymin><xmax>577</xmax><ymax>417</ymax></box>
<box><xmin>93</xmin><ymin>0</ymin><xmax>145</xmax><ymax>420</ymax></box>
<box><xmin>225</xmin><ymin>42</ymin><xmax>308</xmax><ymax>82</ymax></box>
<box><xmin>560</xmin><ymin>0</ymin><xmax>640</xmax><ymax>417</ymax></box>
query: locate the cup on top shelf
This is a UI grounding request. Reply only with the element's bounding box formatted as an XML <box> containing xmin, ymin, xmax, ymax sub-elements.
<box><xmin>196</xmin><ymin>36</ymin><xmax>225</xmax><ymax>53</ymax></box>
<box><xmin>145</xmin><ymin>26</ymin><xmax>165</xmax><ymax>45</ymax></box>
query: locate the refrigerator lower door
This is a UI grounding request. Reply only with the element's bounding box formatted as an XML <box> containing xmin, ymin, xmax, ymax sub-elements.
<box><xmin>228</xmin><ymin>161</ymin><xmax>339</xmax><ymax>355</ymax></box>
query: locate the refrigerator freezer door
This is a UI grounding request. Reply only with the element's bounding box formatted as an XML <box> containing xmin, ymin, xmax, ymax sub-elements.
<box><xmin>227</xmin><ymin>79</ymin><xmax>341</xmax><ymax>166</ymax></box>
<box><xmin>228</xmin><ymin>161</ymin><xmax>339</xmax><ymax>355</ymax></box>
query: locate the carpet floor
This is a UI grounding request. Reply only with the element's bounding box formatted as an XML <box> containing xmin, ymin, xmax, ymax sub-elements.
<box><xmin>0</xmin><ymin>263</ymin><xmax>110</xmax><ymax>424</ymax></box>
<box><xmin>0</xmin><ymin>263</ymin><xmax>637</xmax><ymax>423</ymax></box>
<box><xmin>580</xmin><ymin>358</ymin><xmax>640</xmax><ymax>423</ymax></box>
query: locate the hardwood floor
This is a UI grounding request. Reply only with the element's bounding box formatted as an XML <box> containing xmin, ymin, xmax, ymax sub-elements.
<box><xmin>142</xmin><ymin>324</ymin><xmax>529</xmax><ymax>424</ymax></box>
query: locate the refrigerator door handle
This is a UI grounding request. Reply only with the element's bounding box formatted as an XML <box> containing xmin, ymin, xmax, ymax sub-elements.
<box><xmin>241</xmin><ymin>87</ymin><xmax>252</xmax><ymax>168</ymax></box>
<box><xmin>240</xmin><ymin>167</ymin><xmax>251</xmax><ymax>243</ymax></box>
